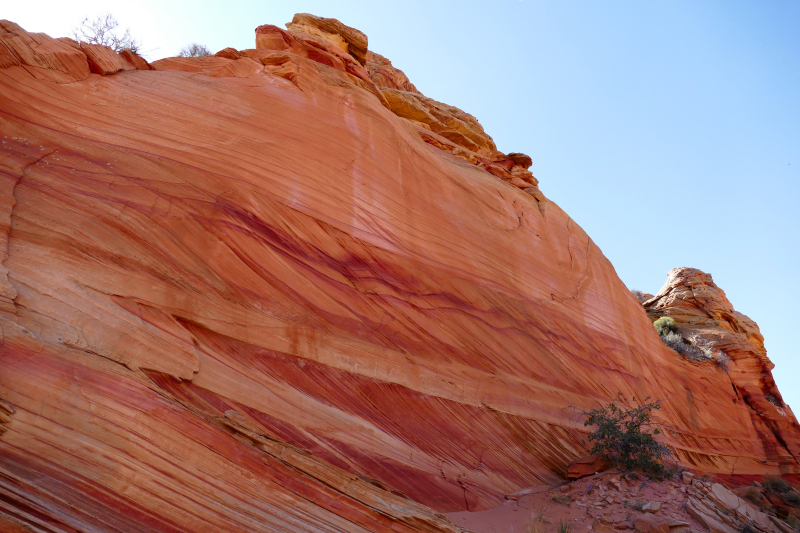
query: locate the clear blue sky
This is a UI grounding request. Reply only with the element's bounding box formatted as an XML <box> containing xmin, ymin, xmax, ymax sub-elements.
<box><xmin>6</xmin><ymin>1</ymin><xmax>799</xmax><ymax>410</ymax></box>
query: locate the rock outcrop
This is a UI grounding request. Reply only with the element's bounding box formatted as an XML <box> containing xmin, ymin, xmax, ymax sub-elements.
<box><xmin>567</xmin><ymin>454</ymin><xmax>612</xmax><ymax>479</ymax></box>
<box><xmin>0</xmin><ymin>20</ymin><xmax>151</xmax><ymax>83</ymax></box>
<box><xmin>645</xmin><ymin>268</ymin><xmax>800</xmax><ymax>474</ymax></box>
<box><xmin>687</xmin><ymin>480</ymin><xmax>795</xmax><ymax>533</ymax></box>
<box><xmin>0</xmin><ymin>14</ymin><xmax>797</xmax><ymax>533</ymax></box>
<box><xmin>366</xmin><ymin>50</ymin><xmax>419</xmax><ymax>93</ymax></box>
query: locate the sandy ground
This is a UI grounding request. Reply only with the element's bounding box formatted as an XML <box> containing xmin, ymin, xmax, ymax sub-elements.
<box><xmin>446</xmin><ymin>472</ymin><xmax>707</xmax><ymax>533</ymax></box>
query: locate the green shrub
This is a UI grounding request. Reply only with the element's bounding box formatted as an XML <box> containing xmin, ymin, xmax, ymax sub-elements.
<box><xmin>784</xmin><ymin>491</ymin><xmax>800</xmax><ymax>505</ymax></box>
<box><xmin>653</xmin><ymin>317</ymin><xmax>677</xmax><ymax>336</ymax></box>
<box><xmin>764</xmin><ymin>476</ymin><xmax>791</xmax><ymax>493</ymax></box>
<box><xmin>583</xmin><ymin>394</ymin><xmax>674</xmax><ymax>480</ymax></box>
<box><xmin>655</xmin><ymin>319</ymin><xmax>717</xmax><ymax>364</ymax></box>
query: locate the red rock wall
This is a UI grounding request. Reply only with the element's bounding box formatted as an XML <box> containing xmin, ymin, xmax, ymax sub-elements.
<box><xmin>0</xmin><ymin>16</ymin><xmax>797</xmax><ymax>532</ymax></box>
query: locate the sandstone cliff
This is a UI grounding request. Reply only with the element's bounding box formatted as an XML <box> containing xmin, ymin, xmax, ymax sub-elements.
<box><xmin>0</xmin><ymin>14</ymin><xmax>797</xmax><ymax>532</ymax></box>
<box><xmin>644</xmin><ymin>267</ymin><xmax>800</xmax><ymax>475</ymax></box>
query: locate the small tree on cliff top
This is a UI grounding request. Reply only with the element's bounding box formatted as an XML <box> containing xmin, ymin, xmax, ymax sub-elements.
<box><xmin>179</xmin><ymin>43</ymin><xmax>211</xmax><ymax>57</ymax></box>
<box><xmin>71</xmin><ymin>13</ymin><xmax>141</xmax><ymax>54</ymax></box>
<box><xmin>583</xmin><ymin>394</ymin><xmax>675</xmax><ymax>479</ymax></box>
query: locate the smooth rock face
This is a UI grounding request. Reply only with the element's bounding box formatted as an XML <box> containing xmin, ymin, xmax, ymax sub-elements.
<box><xmin>0</xmin><ymin>14</ymin><xmax>798</xmax><ymax>533</ymax></box>
<box><xmin>644</xmin><ymin>268</ymin><xmax>800</xmax><ymax>473</ymax></box>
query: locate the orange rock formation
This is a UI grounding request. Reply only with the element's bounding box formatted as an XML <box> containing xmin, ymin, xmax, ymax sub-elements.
<box><xmin>0</xmin><ymin>14</ymin><xmax>797</xmax><ymax>532</ymax></box>
<box><xmin>644</xmin><ymin>267</ymin><xmax>800</xmax><ymax>474</ymax></box>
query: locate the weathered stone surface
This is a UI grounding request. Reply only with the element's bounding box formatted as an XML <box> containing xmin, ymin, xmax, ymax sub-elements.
<box><xmin>595</xmin><ymin>519</ymin><xmax>617</xmax><ymax>532</ymax></box>
<box><xmin>118</xmin><ymin>48</ymin><xmax>152</xmax><ymax>70</ymax></box>
<box><xmin>645</xmin><ymin>268</ymin><xmax>800</xmax><ymax>474</ymax></box>
<box><xmin>255</xmin><ymin>23</ymin><xmax>371</xmax><ymax>83</ymax></box>
<box><xmin>0</xmin><ymin>397</ymin><xmax>14</xmax><ymax>434</ymax></box>
<box><xmin>708</xmin><ymin>483</ymin><xmax>741</xmax><ymax>511</ymax></box>
<box><xmin>0</xmin><ymin>15</ymin><xmax>798</xmax><ymax>533</ymax></box>
<box><xmin>568</xmin><ymin>455</ymin><xmax>612</xmax><ymax>479</ymax></box>
<box><xmin>80</xmin><ymin>42</ymin><xmax>128</xmax><ymax>74</ymax></box>
<box><xmin>287</xmin><ymin>13</ymin><xmax>369</xmax><ymax>66</ymax></box>
<box><xmin>686</xmin><ymin>480</ymin><xmax>795</xmax><ymax>533</ymax></box>
<box><xmin>381</xmin><ymin>87</ymin><xmax>501</xmax><ymax>159</ymax></box>
<box><xmin>633</xmin><ymin>514</ymin><xmax>686</xmax><ymax>533</ymax></box>
<box><xmin>686</xmin><ymin>497</ymin><xmax>737</xmax><ymax>533</ymax></box>
<box><xmin>366</xmin><ymin>50</ymin><xmax>419</xmax><ymax>93</ymax></box>
<box><xmin>215</xmin><ymin>46</ymin><xmax>242</xmax><ymax>59</ymax></box>
<box><xmin>642</xmin><ymin>501</ymin><xmax>661</xmax><ymax>513</ymax></box>
<box><xmin>0</xmin><ymin>20</ymin><xmax>90</xmax><ymax>82</ymax></box>
<box><xmin>508</xmin><ymin>152</ymin><xmax>533</xmax><ymax>169</ymax></box>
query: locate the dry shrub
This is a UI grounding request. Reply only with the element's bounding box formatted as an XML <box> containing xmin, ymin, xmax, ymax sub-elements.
<box><xmin>525</xmin><ymin>509</ymin><xmax>547</xmax><ymax>533</ymax></box>
<box><xmin>551</xmin><ymin>493</ymin><xmax>571</xmax><ymax>506</ymax></box>
<box><xmin>743</xmin><ymin>486</ymin><xmax>762</xmax><ymax>504</ymax></box>
<box><xmin>556</xmin><ymin>519</ymin><xmax>574</xmax><ymax>533</ymax></box>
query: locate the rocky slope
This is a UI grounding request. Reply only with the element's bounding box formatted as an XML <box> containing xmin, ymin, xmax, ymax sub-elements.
<box><xmin>0</xmin><ymin>13</ymin><xmax>798</xmax><ymax>532</ymax></box>
<box><xmin>448</xmin><ymin>472</ymin><xmax>798</xmax><ymax>533</ymax></box>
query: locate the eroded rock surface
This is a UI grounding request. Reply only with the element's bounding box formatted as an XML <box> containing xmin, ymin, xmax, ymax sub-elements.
<box><xmin>645</xmin><ymin>268</ymin><xmax>800</xmax><ymax>473</ymax></box>
<box><xmin>687</xmin><ymin>480</ymin><xmax>795</xmax><ymax>533</ymax></box>
<box><xmin>0</xmin><ymin>14</ymin><xmax>798</xmax><ymax>533</ymax></box>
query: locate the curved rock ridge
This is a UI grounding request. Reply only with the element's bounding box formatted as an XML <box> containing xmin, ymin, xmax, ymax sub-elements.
<box><xmin>366</xmin><ymin>50</ymin><xmax>420</xmax><ymax>94</ymax></box>
<box><xmin>0</xmin><ymin>14</ymin><xmax>797</xmax><ymax>532</ymax></box>
<box><xmin>0</xmin><ymin>20</ymin><xmax>151</xmax><ymax>83</ymax></box>
<box><xmin>644</xmin><ymin>267</ymin><xmax>800</xmax><ymax>473</ymax></box>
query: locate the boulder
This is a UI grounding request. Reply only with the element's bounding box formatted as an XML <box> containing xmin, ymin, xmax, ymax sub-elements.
<box><xmin>641</xmin><ymin>501</ymin><xmax>661</xmax><ymax>513</ymax></box>
<box><xmin>119</xmin><ymin>49</ymin><xmax>152</xmax><ymax>70</ymax></box>
<box><xmin>214</xmin><ymin>47</ymin><xmax>242</xmax><ymax>60</ymax></box>
<box><xmin>80</xmin><ymin>42</ymin><xmax>128</xmax><ymax>75</ymax></box>
<box><xmin>507</xmin><ymin>152</ymin><xmax>533</xmax><ymax>168</ymax></box>
<box><xmin>633</xmin><ymin>515</ymin><xmax>678</xmax><ymax>533</ymax></box>
<box><xmin>567</xmin><ymin>455</ymin><xmax>612</xmax><ymax>479</ymax></box>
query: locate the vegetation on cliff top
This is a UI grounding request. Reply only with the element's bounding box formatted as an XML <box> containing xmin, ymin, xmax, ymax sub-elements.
<box><xmin>71</xmin><ymin>13</ymin><xmax>141</xmax><ymax>54</ymax></box>
<box><xmin>653</xmin><ymin>317</ymin><xmax>730</xmax><ymax>370</ymax></box>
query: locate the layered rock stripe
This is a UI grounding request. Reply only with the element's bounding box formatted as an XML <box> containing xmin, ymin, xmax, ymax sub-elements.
<box><xmin>0</xmin><ymin>14</ymin><xmax>797</xmax><ymax>532</ymax></box>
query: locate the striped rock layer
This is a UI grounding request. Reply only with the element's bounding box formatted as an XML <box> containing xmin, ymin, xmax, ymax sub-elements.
<box><xmin>0</xmin><ymin>14</ymin><xmax>797</xmax><ymax>533</ymax></box>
